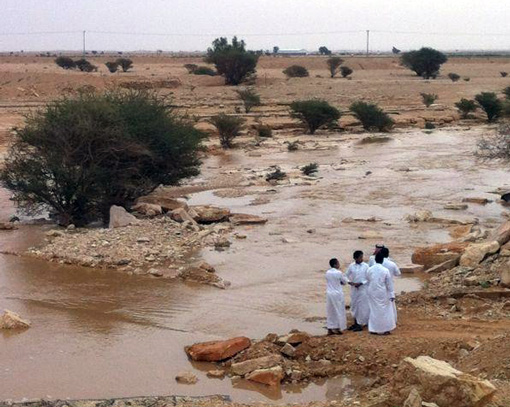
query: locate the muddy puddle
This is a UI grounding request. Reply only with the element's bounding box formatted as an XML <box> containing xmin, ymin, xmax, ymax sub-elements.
<box><xmin>0</xmin><ymin>127</ymin><xmax>509</xmax><ymax>402</ymax></box>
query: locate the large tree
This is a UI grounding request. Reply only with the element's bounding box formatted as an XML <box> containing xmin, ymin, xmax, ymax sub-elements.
<box><xmin>401</xmin><ymin>47</ymin><xmax>448</xmax><ymax>79</ymax></box>
<box><xmin>1</xmin><ymin>90</ymin><xmax>205</xmax><ymax>226</ymax></box>
<box><xmin>205</xmin><ymin>37</ymin><xmax>259</xmax><ymax>85</ymax></box>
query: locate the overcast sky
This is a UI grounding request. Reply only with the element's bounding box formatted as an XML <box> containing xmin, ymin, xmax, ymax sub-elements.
<box><xmin>0</xmin><ymin>0</ymin><xmax>508</xmax><ymax>52</ymax></box>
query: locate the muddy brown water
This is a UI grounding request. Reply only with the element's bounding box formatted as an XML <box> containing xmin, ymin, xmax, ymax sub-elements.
<box><xmin>0</xmin><ymin>127</ymin><xmax>509</xmax><ymax>403</ymax></box>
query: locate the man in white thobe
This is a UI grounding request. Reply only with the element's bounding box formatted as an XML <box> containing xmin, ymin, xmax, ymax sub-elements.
<box><xmin>368</xmin><ymin>243</ymin><xmax>385</xmax><ymax>267</ymax></box>
<box><xmin>380</xmin><ymin>247</ymin><xmax>400</xmax><ymax>322</ymax></box>
<box><xmin>346</xmin><ymin>250</ymin><xmax>370</xmax><ymax>332</ymax></box>
<box><xmin>326</xmin><ymin>258</ymin><xmax>349</xmax><ymax>335</ymax></box>
<box><xmin>366</xmin><ymin>252</ymin><xmax>396</xmax><ymax>335</ymax></box>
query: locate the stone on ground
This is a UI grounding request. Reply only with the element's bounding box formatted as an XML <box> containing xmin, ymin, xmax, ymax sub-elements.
<box><xmin>131</xmin><ymin>202</ymin><xmax>163</xmax><ymax>217</ymax></box>
<box><xmin>136</xmin><ymin>195</ymin><xmax>188</xmax><ymax>212</ymax></box>
<box><xmin>444</xmin><ymin>203</ymin><xmax>468</xmax><ymax>210</ymax></box>
<box><xmin>392</xmin><ymin>356</ymin><xmax>496</xmax><ymax>407</ymax></box>
<box><xmin>490</xmin><ymin>220</ymin><xmax>510</xmax><ymax>245</ymax></box>
<box><xmin>403</xmin><ymin>388</ymin><xmax>422</xmax><ymax>407</ymax></box>
<box><xmin>109</xmin><ymin>205</ymin><xmax>139</xmax><ymax>229</ymax></box>
<box><xmin>424</xmin><ymin>258</ymin><xmax>460</xmax><ymax>274</ymax></box>
<box><xmin>400</xmin><ymin>264</ymin><xmax>424</xmax><ymax>273</ymax></box>
<box><xmin>459</xmin><ymin>241</ymin><xmax>500</xmax><ymax>268</ymax></box>
<box><xmin>0</xmin><ymin>222</ymin><xmax>17</xmax><ymax>230</ymax></box>
<box><xmin>278</xmin><ymin>331</ymin><xmax>311</xmax><ymax>345</ymax></box>
<box><xmin>0</xmin><ymin>310</ymin><xmax>31</xmax><ymax>329</ymax></box>
<box><xmin>229</xmin><ymin>213</ymin><xmax>268</xmax><ymax>225</ymax></box>
<box><xmin>206</xmin><ymin>370</ymin><xmax>225</xmax><ymax>378</ymax></box>
<box><xmin>411</xmin><ymin>242</ymin><xmax>468</xmax><ymax>268</ymax></box>
<box><xmin>171</xmin><ymin>208</ymin><xmax>197</xmax><ymax>224</ymax></box>
<box><xmin>245</xmin><ymin>365</ymin><xmax>284</xmax><ymax>387</ymax></box>
<box><xmin>231</xmin><ymin>355</ymin><xmax>283</xmax><ymax>376</ymax></box>
<box><xmin>185</xmin><ymin>337</ymin><xmax>251</xmax><ymax>362</ymax></box>
<box><xmin>281</xmin><ymin>343</ymin><xmax>296</xmax><ymax>357</ymax></box>
<box><xmin>175</xmin><ymin>371</ymin><xmax>198</xmax><ymax>384</ymax></box>
<box><xmin>191</xmin><ymin>205</ymin><xmax>231</xmax><ymax>223</ymax></box>
<box><xmin>178</xmin><ymin>266</ymin><xmax>230</xmax><ymax>289</ymax></box>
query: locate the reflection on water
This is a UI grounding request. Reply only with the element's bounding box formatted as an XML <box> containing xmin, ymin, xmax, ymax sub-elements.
<box><xmin>1</xmin><ymin>128</ymin><xmax>507</xmax><ymax>402</ymax></box>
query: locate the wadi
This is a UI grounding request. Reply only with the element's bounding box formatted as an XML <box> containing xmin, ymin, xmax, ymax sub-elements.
<box><xmin>2</xmin><ymin>44</ymin><xmax>510</xmax><ymax>407</ymax></box>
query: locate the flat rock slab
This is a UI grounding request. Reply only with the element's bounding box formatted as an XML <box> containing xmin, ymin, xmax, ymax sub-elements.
<box><xmin>185</xmin><ymin>336</ymin><xmax>251</xmax><ymax>362</ymax></box>
<box><xmin>230</xmin><ymin>213</ymin><xmax>268</xmax><ymax>225</ymax></box>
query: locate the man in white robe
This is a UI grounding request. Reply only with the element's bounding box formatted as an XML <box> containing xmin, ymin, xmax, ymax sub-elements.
<box><xmin>346</xmin><ymin>250</ymin><xmax>370</xmax><ymax>332</ymax></box>
<box><xmin>326</xmin><ymin>258</ymin><xmax>349</xmax><ymax>335</ymax></box>
<box><xmin>381</xmin><ymin>247</ymin><xmax>400</xmax><ymax>322</ymax></box>
<box><xmin>368</xmin><ymin>243</ymin><xmax>385</xmax><ymax>267</ymax></box>
<box><xmin>366</xmin><ymin>252</ymin><xmax>396</xmax><ymax>335</ymax></box>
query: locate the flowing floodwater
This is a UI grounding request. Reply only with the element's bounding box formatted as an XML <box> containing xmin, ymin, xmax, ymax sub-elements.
<box><xmin>0</xmin><ymin>127</ymin><xmax>509</xmax><ymax>402</ymax></box>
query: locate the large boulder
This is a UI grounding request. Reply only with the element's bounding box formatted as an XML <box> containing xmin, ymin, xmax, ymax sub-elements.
<box><xmin>231</xmin><ymin>355</ymin><xmax>283</xmax><ymax>376</ymax></box>
<box><xmin>191</xmin><ymin>206</ymin><xmax>231</xmax><ymax>223</ymax></box>
<box><xmin>171</xmin><ymin>208</ymin><xmax>197</xmax><ymax>224</ymax></box>
<box><xmin>245</xmin><ymin>366</ymin><xmax>284</xmax><ymax>387</ymax></box>
<box><xmin>131</xmin><ymin>202</ymin><xmax>163</xmax><ymax>217</ymax></box>
<box><xmin>108</xmin><ymin>205</ymin><xmax>139</xmax><ymax>229</ymax></box>
<box><xmin>459</xmin><ymin>241</ymin><xmax>500</xmax><ymax>268</ymax></box>
<box><xmin>392</xmin><ymin>356</ymin><xmax>496</xmax><ymax>407</ymax></box>
<box><xmin>185</xmin><ymin>337</ymin><xmax>251</xmax><ymax>362</ymax></box>
<box><xmin>412</xmin><ymin>242</ymin><xmax>468</xmax><ymax>269</ymax></box>
<box><xmin>425</xmin><ymin>258</ymin><xmax>460</xmax><ymax>274</ymax></box>
<box><xmin>490</xmin><ymin>220</ymin><xmax>510</xmax><ymax>246</ymax></box>
<box><xmin>0</xmin><ymin>310</ymin><xmax>31</xmax><ymax>329</ymax></box>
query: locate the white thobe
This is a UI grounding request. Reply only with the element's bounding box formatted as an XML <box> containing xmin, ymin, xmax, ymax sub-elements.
<box><xmin>383</xmin><ymin>258</ymin><xmax>400</xmax><ymax>322</ymax></box>
<box><xmin>326</xmin><ymin>268</ymin><xmax>348</xmax><ymax>330</ymax></box>
<box><xmin>346</xmin><ymin>262</ymin><xmax>370</xmax><ymax>326</ymax></box>
<box><xmin>366</xmin><ymin>264</ymin><xmax>396</xmax><ymax>334</ymax></box>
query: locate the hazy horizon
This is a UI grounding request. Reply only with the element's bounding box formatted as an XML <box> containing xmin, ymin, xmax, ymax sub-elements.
<box><xmin>1</xmin><ymin>0</ymin><xmax>508</xmax><ymax>53</ymax></box>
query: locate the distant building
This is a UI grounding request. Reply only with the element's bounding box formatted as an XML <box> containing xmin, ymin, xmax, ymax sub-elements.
<box><xmin>277</xmin><ymin>49</ymin><xmax>308</xmax><ymax>56</ymax></box>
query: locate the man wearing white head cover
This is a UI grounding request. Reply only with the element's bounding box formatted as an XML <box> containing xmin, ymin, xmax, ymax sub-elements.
<box><xmin>380</xmin><ymin>247</ymin><xmax>400</xmax><ymax>322</ymax></box>
<box><xmin>325</xmin><ymin>258</ymin><xmax>349</xmax><ymax>335</ymax></box>
<box><xmin>366</xmin><ymin>251</ymin><xmax>396</xmax><ymax>335</ymax></box>
<box><xmin>346</xmin><ymin>250</ymin><xmax>370</xmax><ymax>332</ymax></box>
<box><xmin>368</xmin><ymin>243</ymin><xmax>385</xmax><ymax>267</ymax></box>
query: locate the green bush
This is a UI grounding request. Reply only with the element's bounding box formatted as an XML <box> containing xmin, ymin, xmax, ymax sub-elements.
<box><xmin>266</xmin><ymin>167</ymin><xmax>287</xmax><ymax>181</ymax></box>
<box><xmin>455</xmin><ymin>98</ymin><xmax>477</xmax><ymax>119</ymax></box>
<box><xmin>283</xmin><ymin>65</ymin><xmax>309</xmax><ymax>78</ymax></box>
<box><xmin>105</xmin><ymin>61</ymin><xmax>118</xmax><ymax>73</ymax></box>
<box><xmin>287</xmin><ymin>141</ymin><xmax>299</xmax><ymax>151</ymax></box>
<box><xmin>301</xmin><ymin>163</ymin><xmax>318</xmax><ymax>176</ymax></box>
<box><xmin>502</xmin><ymin>100</ymin><xmax>510</xmax><ymax>117</ymax></box>
<box><xmin>475</xmin><ymin>92</ymin><xmax>502</xmax><ymax>122</ymax></box>
<box><xmin>350</xmin><ymin>101</ymin><xmax>394</xmax><ymax>132</ymax></box>
<box><xmin>448</xmin><ymin>73</ymin><xmax>461</xmax><ymax>82</ymax></box>
<box><xmin>501</xmin><ymin>72</ymin><xmax>508</xmax><ymax>78</ymax></box>
<box><xmin>421</xmin><ymin>93</ymin><xmax>438</xmax><ymax>107</ymax></box>
<box><xmin>116</xmin><ymin>58</ymin><xmax>133</xmax><ymax>72</ymax></box>
<box><xmin>55</xmin><ymin>56</ymin><xmax>75</xmax><ymax>70</ymax></box>
<box><xmin>184</xmin><ymin>63</ymin><xmax>198</xmax><ymax>74</ymax></box>
<box><xmin>75</xmin><ymin>59</ymin><xmax>97</xmax><ymax>72</ymax></box>
<box><xmin>205</xmin><ymin>37</ymin><xmax>259</xmax><ymax>85</ymax></box>
<box><xmin>319</xmin><ymin>46</ymin><xmax>332</xmax><ymax>55</ymax></box>
<box><xmin>193</xmin><ymin>66</ymin><xmax>217</xmax><ymax>76</ymax></box>
<box><xmin>340</xmin><ymin>66</ymin><xmax>353</xmax><ymax>78</ymax></box>
<box><xmin>0</xmin><ymin>90</ymin><xmax>205</xmax><ymax>226</ymax></box>
<box><xmin>290</xmin><ymin>100</ymin><xmax>341</xmax><ymax>134</ymax></box>
<box><xmin>236</xmin><ymin>88</ymin><xmax>261</xmax><ymax>113</ymax></box>
<box><xmin>327</xmin><ymin>57</ymin><xmax>344</xmax><ymax>78</ymax></box>
<box><xmin>400</xmin><ymin>47</ymin><xmax>448</xmax><ymax>79</ymax></box>
<box><xmin>257</xmin><ymin>125</ymin><xmax>272</xmax><ymax>138</ymax></box>
<box><xmin>503</xmin><ymin>86</ymin><xmax>510</xmax><ymax>100</ymax></box>
<box><xmin>210</xmin><ymin>114</ymin><xmax>245</xmax><ymax>148</ymax></box>
<box><xmin>424</xmin><ymin>121</ymin><xmax>436</xmax><ymax>130</ymax></box>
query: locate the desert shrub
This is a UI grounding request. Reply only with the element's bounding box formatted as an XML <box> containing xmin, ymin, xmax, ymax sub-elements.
<box><xmin>287</xmin><ymin>141</ymin><xmax>299</xmax><ymax>151</ymax></box>
<box><xmin>424</xmin><ymin>121</ymin><xmax>436</xmax><ymax>130</ymax></box>
<box><xmin>266</xmin><ymin>167</ymin><xmax>287</xmax><ymax>181</ymax></box>
<box><xmin>236</xmin><ymin>88</ymin><xmax>261</xmax><ymax>113</ymax></box>
<box><xmin>55</xmin><ymin>56</ymin><xmax>75</xmax><ymax>70</ymax></box>
<box><xmin>464</xmin><ymin>77</ymin><xmax>471</xmax><ymax>82</ymax></box>
<box><xmin>327</xmin><ymin>57</ymin><xmax>344</xmax><ymax>78</ymax></box>
<box><xmin>503</xmin><ymin>86</ymin><xmax>510</xmax><ymax>99</ymax></box>
<box><xmin>193</xmin><ymin>66</ymin><xmax>217</xmax><ymax>76</ymax></box>
<box><xmin>340</xmin><ymin>66</ymin><xmax>353</xmax><ymax>78</ymax></box>
<box><xmin>205</xmin><ymin>37</ymin><xmax>259</xmax><ymax>85</ymax></box>
<box><xmin>400</xmin><ymin>47</ymin><xmax>448</xmax><ymax>79</ymax></box>
<box><xmin>319</xmin><ymin>46</ymin><xmax>332</xmax><ymax>55</ymax></box>
<box><xmin>502</xmin><ymin>100</ymin><xmax>510</xmax><ymax>117</ymax></box>
<box><xmin>350</xmin><ymin>101</ymin><xmax>394</xmax><ymax>132</ymax></box>
<box><xmin>301</xmin><ymin>163</ymin><xmax>318</xmax><ymax>176</ymax></box>
<box><xmin>184</xmin><ymin>64</ymin><xmax>198</xmax><ymax>74</ymax></box>
<box><xmin>475</xmin><ymin>92</ymin><xmax>502</xmax><ymax>122</ymax></box>
<box><xmin>502</xmin><ymin>72</ymin><xmax>508</xmax><ymax>78</ymax></box>
<box><xmin>290</xmin><ymin>100</ymin><xmax>341</xmax><ymax>134</ymax></box>
<box><xmin>0</xmin><ymin>90</ymin><xmax>205</xmax><ymax>226</ymax></box>
<box><xmin>283</xmin><ymin>65</ymin><xmax>309</xmax><ymax>78</ymax></box>
<box><xmin>105</xmin><ymin>61</ymin><xmax>118</xmax><ymax>73</ymax></box>
<box><xmin>421</xmin><ymin>93</ymin><xmax>438</xmax><ymax>107</ymax></box>
<box><xmin>116</xmin><ymin>58</ymin><xmax>133</xmax><ymax>72</ymax></box>
<box><xmin>257</xmin><ymin>125</ymin><xmax>272</xmax><ymax>138</ymax></box>
<box><xmin>210</xmin><ymin>114</ymin><xmax>245</xmax><ymax>148</ymax></box>
<box><xmin>448</xmin><ymin>73</ymin><xmax>461</xmax><ymax>82</ymax></box>
<box><xmin>455</xmin><ymin>98</ymin><xmax>477</xmax><ymax>119</ymax></box>
<box><xmin>75</xmin><ymin>59</ymin><xmax>97</xmax><ymax>72</ymax></box>
<box><xmin>477</xmin><ymin>124</ymin><xmax>510</xmax><ymax>159</ymax></box>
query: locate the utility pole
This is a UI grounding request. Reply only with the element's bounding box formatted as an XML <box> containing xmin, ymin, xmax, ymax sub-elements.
<box><xmin>82</xmin><ymin>30</ymin><xmax>86</xmax><ymax>56</ymax></box>
<box><xmin>366</xmin><ymin>30</ymin><xmax>370</xmax><ymax>57</ymax></box>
